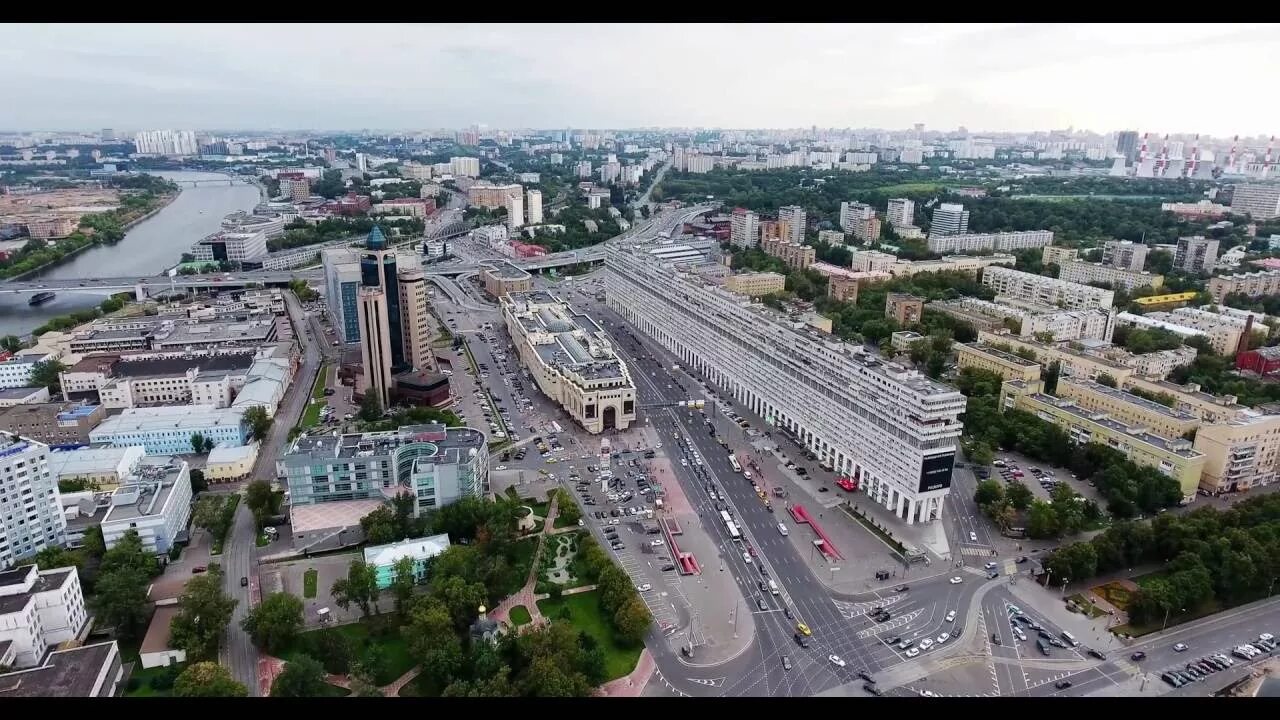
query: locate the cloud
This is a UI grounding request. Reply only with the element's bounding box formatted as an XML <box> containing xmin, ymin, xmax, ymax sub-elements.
<box><xmin>0</xmin><ymin>23</ymin><xmax>1275</xmax><ymax>135</ymax></box>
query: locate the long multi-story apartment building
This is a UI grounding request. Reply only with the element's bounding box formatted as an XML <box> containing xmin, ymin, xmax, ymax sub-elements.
<box><xmin>1229</xmin><ymin>183</ymin><xmax>1280</xmax><ymax>220</ymax></box>
<box><xmin>0</xmin><ymin>433</ymin><xmax>66</xmax><ymax>570</ymax></box>
<box><xmin>723</xmin><ymin>271</ymin><xmax>786</xmax><ymax>297</ymax></box>
<box><xmin>975</xmin><ymin>330</ymin><xmax>1134</xmax><ymax>385</ymax></box>
<box><xmin>277</xmin><ymin>423</ymin><xmax>488</xmax><ymax>514</ymax></box>
<box><xmin>937</xmin><ymin>296</ymin><xmax>1114</xmax><ymax>342</ymax></box>
<box><xmin>1100</xmin><ymin>240</ymin><xmax>1149</xmax><ymax>272</ymax></box>
<box><xmin>1057</xmin><ymin>259</ymin><xmax>1164</xmax><ymax>292</ymax></box>
<box><xmin>761</xmin><ymin>238</ymin><xmax>815</xmax><ymax>270</ymax></box>
<box><xmin>605</xmin><ymin>242</ymin><xmax>967</xmax><ymax>525</ymax></box>
<box><xmin>982</xmin><ymin>266</ymin><xmax>1114</xmax><ymax>310</ymax></box>
<box><xmin>1054</xmin><ymin>377</ymin><xmax>1201</xmax><ymax>441</ymax></box>
<box><xmin>502</xmin><ymin>291</ymin><xmax>636</xmax><ymax>434</ymax></box>
<box><xmin>1000</xmin><ymin>380</ymin><xmax>1204</xmax><ymax>500</ymax></box>
<box><xmin>1113</xmin><ymin>310</ymin><xmax>1246</xmax><ymax>356</ymax></box>
<box><xmin>927</xmin><ymin>229</ymin><xmax>1054</xmax><ymax>254</ymax></box>
<box><xmin>955</xmin><ymin>343</ymin><xmax>1042</xmax><ymax>382</ymax></box>
<box><xmin>777</xmin><ymin>205</ymin><xmax>807</xmax><ymax>244</ymax></box>
<box><xmin>1207</xmin><ymin>269</ymin><xmax>1280</xmax><ymax>302</ymax></box>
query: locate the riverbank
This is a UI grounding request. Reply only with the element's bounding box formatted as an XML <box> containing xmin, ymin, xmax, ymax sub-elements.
<box><xmin>3</xmin><ymin>190</ymin><xmax>180</xmax><ymax>282</ymax></box>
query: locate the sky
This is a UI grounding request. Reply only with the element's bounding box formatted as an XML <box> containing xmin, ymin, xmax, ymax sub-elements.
<box><xmin>3</xmin><ymin>23</ymin><xmax>1277</xmax><ymax>136</ymax></box>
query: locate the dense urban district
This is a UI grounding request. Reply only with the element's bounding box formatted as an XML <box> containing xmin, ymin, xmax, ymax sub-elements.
<box><xmin>1</xmin><ymin>124</ymin><xmax>1280</xmax><ymax>700</ymax></box>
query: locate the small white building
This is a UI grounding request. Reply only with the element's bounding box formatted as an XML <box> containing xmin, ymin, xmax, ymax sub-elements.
<box><xmin>363</xmin><ymin>533</ymin><xmax>452</xmax><ymax>589</ymax></box>
<box><xmin>99</xmin><ymin>458</ymin><xmax>193</xmax><ymax>556</ymax></box>
<box><xmin>138</xmin><ymin>605</ymin><xmax>185</xmax><ymax>669</ymax></box>
<box><xmin>0</xmin><ymin>386</ymin><xmax>50</xmax><ymax>407</ymax></box>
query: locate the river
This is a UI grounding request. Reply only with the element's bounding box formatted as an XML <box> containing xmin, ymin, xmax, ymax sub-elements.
<box><xmin>0</xmin><ymin>171</ymin><xmax>261</xmax><ymax>339</ymax></box>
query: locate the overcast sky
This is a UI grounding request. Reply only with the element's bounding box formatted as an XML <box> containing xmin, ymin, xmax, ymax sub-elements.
<box><xmin>3</xmin><ymin>23</ymin><xmax>1276</xmax><ymax>136</ymax></box>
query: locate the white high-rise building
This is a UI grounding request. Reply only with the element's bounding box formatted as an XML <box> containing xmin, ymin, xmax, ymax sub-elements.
<box><xmin>505</xmin><ymin>191</ymin><xmax>525</xmax><ymax>230</ymax></box>
<box><xmin>1230</xmin><ymin>184</ymin><xmax>1280</xmax><ymax>220</ymax></box>
<box><xmin>605</xmin><ymin>243</ymin><xmax>966</xmax><ymax>525</ymax></box>
<box><xmin>887</xmin><ymin>198</ymin><xmax>915</xmax><ymax>228</ymax></box>
<box><xmin>132</xmin><ymin>130</ymin><xmax>199</xmax><ymax>156</ymax></box>
<box><xmin>0</xmin><ymin>433</ymin><xmax>66</xmax><ymax>570</ymax></box>
<box><xmin>576</xmin><ymin>160</ymin><xmax>593</xmax><ymax>178</ymax></box>
<box><xmin>929</xmin><ymin>203</ymin><xmax>970</xmax><ymax>236</ymax></box>
<box><xmin>354</xmin><ymin>152</ymin><xmax>368</xmax><ymax>173</ymax></box>
<box><xmin>839</xmin><ymin>201</ymin><xmax>875</xmax><ymax>232</ymax></box>
<box><xmin>778</xmin><ymin>205</ymin><xmax>807</xmax><ymax>244</ymax></box>
<box><xmin>450</xmin><ymin>156</ymin><xmax>480</xmax><ymax>177</ymax></box>
<box><xmin>525</xmin><ymin>189</ymin><xmax>543</xmax><ymax>225</ymax></box>
<box><xmin>1174</xmin><ymin>235</ymin><xmax>1221</xmax><ymax>274</ymax></box>
<box><xmin>730</xmin><ymin>208</ymin><xmax>759</xmax><ymax>248</ymax></box>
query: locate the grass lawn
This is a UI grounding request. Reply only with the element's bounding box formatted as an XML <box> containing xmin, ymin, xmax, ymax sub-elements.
<box><xmin>303</xmin><ymin>568</ymin><xmax>318</xmax><ymax>599</ymax></box>
<box><xmin>299</xmin><ymin>400</ymin><xmax>325</xmax><ymax>431</ymax></box>
<box><xmin>509</xmin><ymin>604</ymin><xmax>533</xmax><ymax>625</ymax></box>
<box><xmin>871</xmin><ymin>182</ymin><xmax>945</xmax><ymax>195</ymax></box>
<box><xmin>280</xmin><ymin>620</ymin><xmax>415</xmax><ymax>686</ymax></box>
<box><xmin>536</xmin><ymin>591</ymin><xmax>641</xmax><ymax>681</ymax></box>
<box><xmin>553</xmin><ymin>512</ymin><xmax>581</xmax><ymax>529</ymax></box>
<box><xmin>118</xmin><ymin>638</ymin><xmax>184</xmax><ymax>697</ymax></box>
<box><xmin>522</xmin><ymin>499</ymin><xmax>550</xmax><ymax>521</ymax></box>
<box><xmin>311</xmin><ymin>365</ymin><xmax>329</xmax><ymax>400</ymax></box>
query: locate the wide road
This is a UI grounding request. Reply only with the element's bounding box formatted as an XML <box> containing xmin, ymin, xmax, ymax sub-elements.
<box><xmin>577</xmin><ymin>283</ymin><xmax>984</xmax><ymax>697</ymax></box>
<box><xmin>218</xmin><ymin>289</ymin><xmax>326</xmax><ymax>695</ymax></box>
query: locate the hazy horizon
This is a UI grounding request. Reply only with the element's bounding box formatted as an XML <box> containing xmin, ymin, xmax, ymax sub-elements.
<box><xmin>3</xmin><ymin>23</ymin><xmax>1277</xmax><ymax>137</ymax></box>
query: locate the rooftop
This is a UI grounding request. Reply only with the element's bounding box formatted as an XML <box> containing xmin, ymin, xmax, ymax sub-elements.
<box><xmin>101</xmin><ymin>459</ymin><xmax>186</xmax><ymax>522</ymax></box>
<box><xmin>483</xmin><ymin>261</ymin><xmax>531</xmax><ymax>280</ymax></box>
<box><xmin>290</xmin><ymin>498</ymin><xmax>387</xmax><ymax>534</ymax></box>
<box><xmin>363</xmin><ymin>533</ymin><xmax>452</xmax><ymax>567</ymax></box>
<box><xmin>0</xmin><ymin>567</ymin><xmax>73</xmax><ymax>615</ymax></box>
<box><xmin>0</xmin><ymin>386</ymin><xmax>45</xmax><ymax>400</ymax></box>
<box><xmin>113</xmin><ymin>352</ymin><xmax>255</xmax><ymax>379</ymax></box>
<box><xmin>962</xmin><ymin>342</ymin><xmax>1039</xmax><ymax>367</ymax></box>
<box><xmin>1063</xmin><ymin>378</ymin><xmax>1198</xmax><ymax>421</ymax></box>
<box><xmin>91</xmin><ymin>405</ymin><xmax>245</xmax><ymax>435</ymax></box>
<box><xmin>46</xmin><ymin>445</ymin><xmax>143</xmax><ymax>478</ymax></box>
<box><xmin>1027</xmin><ymin>393</ymin><xmax>1202</xmax><ymax>458</ymax></box>
<box><xmin>0</xmin><ymin>640</ymin><xmax>119</xmax><ymax>698</ymax></box>
<box><xmin>285</xmin><ymin>423</ymin><xmax>485</xmax><ymax>464</ymax></box>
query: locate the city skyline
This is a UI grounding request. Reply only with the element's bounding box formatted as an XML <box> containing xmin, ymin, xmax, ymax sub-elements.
<box><xmin>3</xmin><ymin>23</ymin><xmax>1278</xmax><ymax>136</ymax></box>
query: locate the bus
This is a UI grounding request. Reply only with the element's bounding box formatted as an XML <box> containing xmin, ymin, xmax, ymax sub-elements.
<box><xmin>718</xmin><ymin>511</ymin><xmax>742</xmax><ymax>541</ymax></box>
<box><xmin>728</xmin><ymin>456</ymin><xmax>742</xmax><ymax>473</ymax></box>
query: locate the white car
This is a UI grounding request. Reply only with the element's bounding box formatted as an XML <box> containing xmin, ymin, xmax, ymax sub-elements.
<box><xmin>636</xmin><ymin>583</ymin><xmax>652</xmax><ymax>592</ymax></box>
<box><xmin>946</xmin><ymin>610</ymin><xmax>957</xmax><ymax>623</ymax></box>
<box><xmin>969</xmin><ymin>531</ymin><xmax>978</xmax><ymax>542</ymax></box>
<box><xmin>649</xmin><ymin>539</ymin><xmax>664</xmax><ymax>547</ymax></box>
<box><xmin>905</xmin><ymin>647</ymin><xmax>920</xmax><ymax>658</ymax></box>
<box><xmin>1173</xmin><ymin>643</ymin><xmax>1189</xmax><ymax>652</ymax></box>
<box><xmin>949</xmin><ymin>576</ymin><xmax>963</xmax><ymax>584</ymax></box>
<box><xmin>1014</xmin><ymin>627</ymin><xmax>1027</xmax><ymax>642</ymax></box>
<box><xmin>742</xmin><ymin>552</ymin><xmax>753</xmax><ymax>564</ymax></box>
<box><xmin>1261</xmin><ymin>633</ymin><xmax>1276</xmax><ymax>643</ymax></box>
<box><xmin>828</xmin><ymin>654</ymin><xmax>846</xmax><ymax>668</ymax></box>
<box><xmin>919</xmin><ymin>638</ymin><xmax>934</xmax><ymax>650</ymax></box>
<box><xmin>495</xmin><ymin>465</ymin><xmax>508</xmax><ymax>471</ymax></box>
<box><xmin>936</xmin><ymin>633</ymin><xmax>950</xmax><ymax>644</ymax></box>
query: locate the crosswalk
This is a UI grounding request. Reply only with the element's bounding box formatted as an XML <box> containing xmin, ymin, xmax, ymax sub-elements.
<box><xmin>960</xmin><ymin>546</ymin><xmax>996</xmax><ymax>557</ymax></box>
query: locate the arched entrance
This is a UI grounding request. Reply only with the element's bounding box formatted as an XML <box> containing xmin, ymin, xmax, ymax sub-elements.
<box><xmin>602</xmin><ymin>405</ymin><xmax>617</xmax><ymax>430</ymax></box>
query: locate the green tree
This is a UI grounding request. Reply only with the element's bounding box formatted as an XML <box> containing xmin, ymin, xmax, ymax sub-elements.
<box><xmin>612</xmin><ymin>595</ymin><xmax>652</xmax><ymax>645</ymax></box>
<box><xmin>270</xmin><ymin>655</ymin><xmax>330</xmax><ymax>697</ymax></box>
<box><xmin>173</xmin><ymin>662</ymin><xmax>248</xmax><ymax>697</ymax></box>
<box><xmin>0</xmin><ymin>335</ymin><xmax>22</xmax><ymax>353</ymax></box>
<box><xmin>307</xmin><ymin>630</ymin><xmax>353</xmax><ymax>674</ymax></box>
<box><xmin>331</xmin><ymin>559</ymin><xmax>380</xmax><ymax>618</ymax></box>
<box><xmin>288</xmin><ymin>278</ymin><xmax>318</xmax><ymax>302</ymax></box>
<box><xmin>245</xmin><ymin>479</ymin><xmax>276</xmax><ymax>515</ymax></box>
<box><xmin>83</xmin><ymin>525</ymin><xmax>106</xmax><ymax>559</ymax></box>
<box><xmin>973</xmin><ymin>479</ymin><xmax>1005</xmax><ymax>507</ymax></box>
<box><xmin>32</xmin><ymin>545</ymin><xmax>83</xmax><ymax>571</ymax></box>
<box><xmin>966</xmin><ymin>441</ymin><xmax>994</xmax><ymax>466</ymax></box>
<box><xmin>29</xmin><ymin>359</ymin><xmax>67</xmax><ymax>394</ymax></box>
<box><xmin>360</xmin><ymin>505</ymin><xmax>400</xmax><ymax>545</ymax></box>
<box><xmin>93</xmin><ymin>566</ymin><xmax>151</xmax><ymax>640</ymax></box>
<box><xmin>406</xmin><ymin>597</ymin><xmax>464</xmax><ymax>693</ymax></box>
<box><xmin>189</xmin><ymin>468</ymin><xmax>208</xmax><ymax>493</ymax></box>
<box><xmin>1027</xmin><ymin>499</ymin><xmax>1061</xmax><ymax>539</ymax></box>
<box><xmin>190</xmin><ymin>431</ymin><xmax>206</xmax><ymax>454</ymax></box>
<box><xmin>391</xmin><ymin>555</ymin><xmax>418</xmax><ymax>615</ymax></box>
<box><xmin>1096</xmin><ymin>373</ymin><xmax>1118</xmax><ymax>388</ymax></box>
<box><xmin>555</xmin><ymin>496</ymin><xmax>582</xmax><ymax>526</ymax></box>
<box><xmin>312</xmin><ymin>170</ymin><xmax>347</xmax><ymax>199</ymax></box>
<box><xmin>359</xmin><ymin>392</ymin><xmax>382</xmax><ymax>421</ymax></box>
<box><xmin>243</xmin><ymin>405</ymin><xmax>272</xmax><ymax>441</ymax></box>
<box><xmin>429</xmin><ymin>574</ymin><xmax>487</xmax><ymax>632</ymax></box>
<box><xmin>349</xmin><ymin>662</ymin><xmax>384</xmax><ymax>697</ymax></box>
<box><xmin>1005</xmin><ymin>481</ymin><xmax>1034</xmax><ymax>511</ymax></box>
<box><xmin>169</xmin><ymin>570</ymin><xmax>237</xmax><ymax>661</ymax></box>
<box><xmin>241</xmin><ymin>591</ymin><xmax>304</xmax><ymax>654</ymax></box>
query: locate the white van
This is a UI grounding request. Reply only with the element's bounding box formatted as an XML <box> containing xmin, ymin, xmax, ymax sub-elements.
<box><xmin>777</xmin><ymin>523</ymin><xmax>789</xmax><ymax>537</ymax></box>
<box><xmin>768</xmin><ymin>579</ymin><xmax>779</xmax><ymax>596</ymax></box>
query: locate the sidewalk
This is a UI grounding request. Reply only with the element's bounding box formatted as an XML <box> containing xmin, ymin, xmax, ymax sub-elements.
<box><xmin>595</xmin><ymin>649</ymin><xmax>655</xmax><ymax>697</ymax></box>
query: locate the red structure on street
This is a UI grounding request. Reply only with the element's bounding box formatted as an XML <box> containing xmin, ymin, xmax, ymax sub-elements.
<box><xmin>1237</xmin><ymin>346</ymin><xmax>1280</xmax><ymax>376</ymax></box>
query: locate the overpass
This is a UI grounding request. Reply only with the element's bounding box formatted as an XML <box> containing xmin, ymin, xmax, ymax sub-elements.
<box><xmin>170</xmin><ymin>178</ymin><xmax>254</xmax><ymax>187</ymax></box>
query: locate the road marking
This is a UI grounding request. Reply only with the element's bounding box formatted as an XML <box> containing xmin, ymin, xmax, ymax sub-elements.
<box><xmin>858</xmin><ymin>609</ymin><xmax>925</xmax><ymax>639</ymax></box>
<box><xmin>687</xmin><ymin>677</ymin><xmax>725</xmax><ymax>687</ymax></box>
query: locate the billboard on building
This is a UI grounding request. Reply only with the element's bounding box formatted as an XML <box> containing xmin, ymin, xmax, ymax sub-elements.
<box><xmin>918</xmin><ymin>452</ymin><xmax>955</xmax><ymax>493</ymax></box>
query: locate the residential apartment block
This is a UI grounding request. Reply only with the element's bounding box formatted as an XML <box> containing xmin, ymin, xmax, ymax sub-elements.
<box><xmin>885</xmin><ymin>293</ymin><xmax>924</xmax><ymax>325</ymax></box>
<box><xmin>0</xmin><ymin>564</ymin><xmax>88</xmax><ymax>667</ymax></box>
<box><xmin>1113</xmin><ymin>310</ymin><xmax>1248</xmax><ymax>356</ymax></box>
<box><xmin>502</xmin><ymin>291</ymin><xmax>636</xmax><ymax>435</ymax></box>
<box><xmin>1174</xmin><ymin>236</ymin><xmax>1220</xmax><ymax>274</ymax></box>
<box><xmin>729</xmin><ymin>208</ymin><xmax>759</xmax><ymax>248</ymax></box>
<box><xmin>1229</xmin><ymin>183</ymin><xmax>1280</xmax><ymax>220</ymax></box>
<box><xmin>1193</xmin><ymin>413</ymin><xmax>1280</xmax><ymax>493</ymax></box>
<box><xmin>955</xmin><ymin>343</ymin><xmax>1042</xmax><ymax>383</ymax></box>
<box><xmin>0</xmin><ymin>434</ymin><xmax>65</xmax><ymax>570</ymax></box>
<box><xmin>1122</xmin><ymin>378</ymin><xmax>1250</xmax><ymax>425</ymax></box>
<box><xmin>761</xmin><ymin>238</ymin><xmax>815</xmax><ymax>270</ymax></box>
<box><xmin>605</xmin><ymin>242</ymin><xmax>967</xmax><ymax>525</ymax></box>
<box><xmin>723</xmin><ymin>271</ymin><xmax>786</xmax><ymax>297</ymax></box>
<box><xmin>1054</xmin><ymin>377</ymin><xmax>1201</xmax><ymax>440</ymax></box>
<box><xmin>926</xmin><ymin>229</ymin><xmax>1054</xmax><ymax>254</ymax></box>
<box><xmin>1000</xmin><ymin>380</ymin><xmax>1203</xmax><ymax>500</ymax></box>
<box><xmin>1207</xmin><ymin>269</ymin><xmax>1280</xmax><ymax>302</ymax></box>
<box><xmin>975</xmin><ymin>330</ymin><xmax>1134</xmax><ymax>385</ymax></box>
<box><xmin>929</xmin><ymin>203</ymin><xmax>969</xmax><ymax>236</ymax></box>
<box><xmin>935</xmin><ymin>296</ymin><xmax>1114</xmax><ymax>342</ymax></box>
<box><xmin>777</xmin><ymin>206</ymin><xmax>807</xmax><ymax>244</ymax></box>
<box><xmin>1101</xmin><ymin>240</ymin><xmax>1149</xmax><ymax>272</ymax></box>
<box><xmin>982</xmin><ymin>266</ymin><xmax>1114</xmax><ymax>310</ymax></box>
<box><xmin>1057</xmin><ymin>259</ymin><xmax>1164</xmax><ymax>292</ymax></box>
<box><xmin>1041</xmin><ymin>246</ymin><xmax>1080</xmax><ymax>266</ymax></box>
<box><xmin>886</xmin><ymin>198</ymin><xmax>915</xmax><ymax>228</ymax></box>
